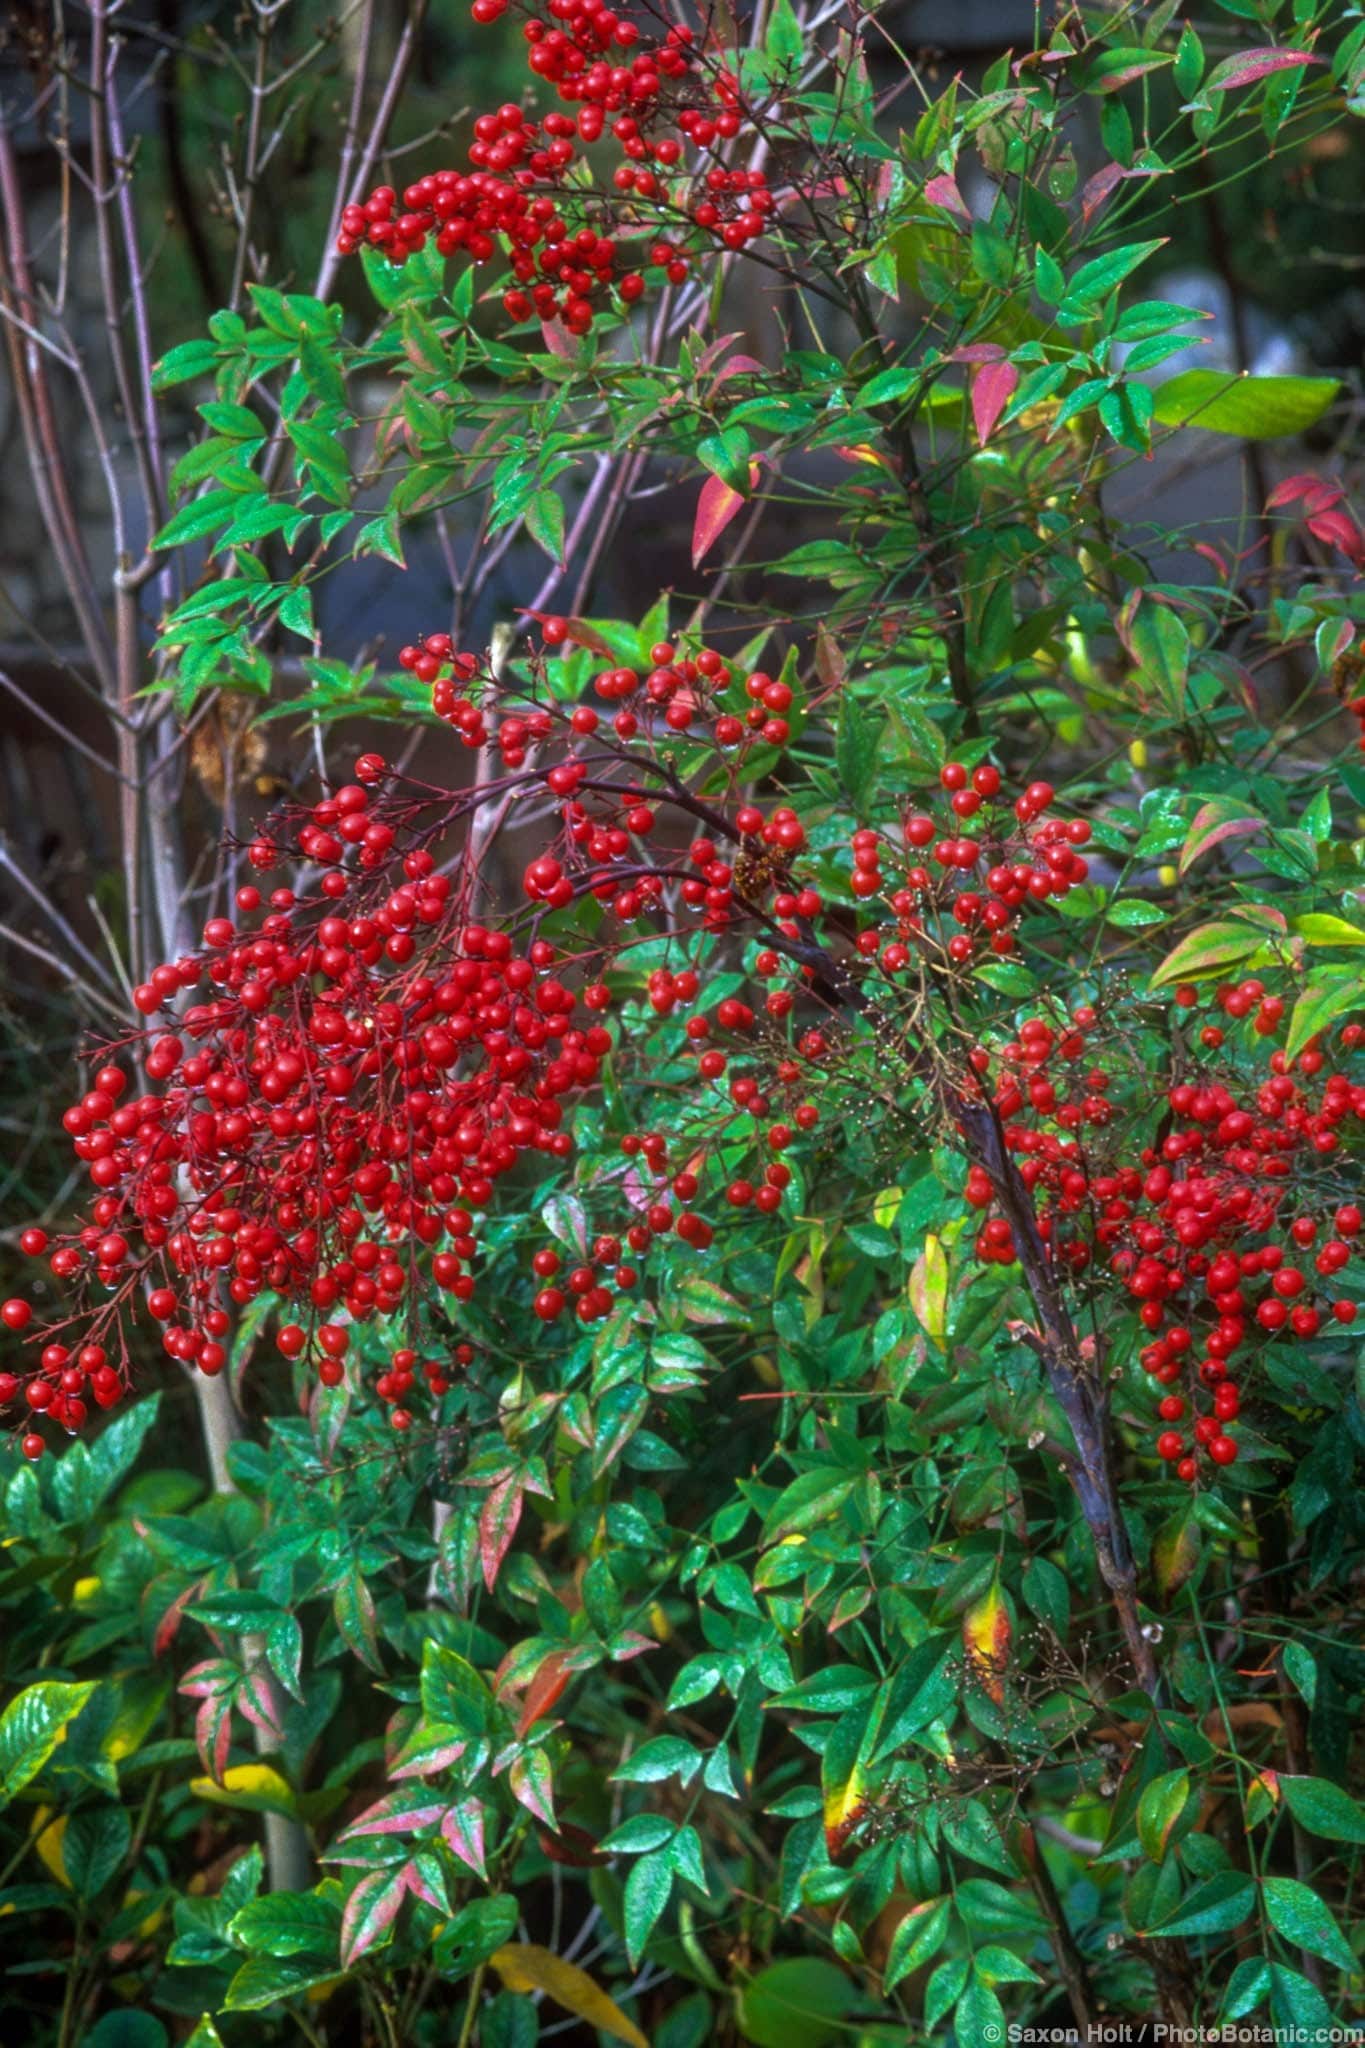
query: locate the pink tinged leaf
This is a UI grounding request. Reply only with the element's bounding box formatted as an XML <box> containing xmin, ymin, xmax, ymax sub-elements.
<box><xmin>972</xmin><ymin>359</ymin><xmax>1019</xmax><ymax>447</ymax></box>
<box><xmin>178</xmin><ymin>1658</ymin><xmax>238</xmax><ymax>1701</ymax></box>
<box><xmin>237</xmin><ymin>1671</ymin><xmax>284</xmax><ymax>1743</ymax></box>
<box><xmin>339</xmin><ymin>1794</ymin><xmax>446</xmax><ymax>1841</ymax></box>
<box><xmin>951</xmin><ymin>343</ymin><xmax>1006</xmax><ymax>365</ymax></box>
<box><xmin>334</xmin><ymin>1566</ymin><xmax>383</xmax><ymax>1674</ymax></box>
<box><xmin>608</xmin><ymin>1632</ymin><xmax>658</xmax><ymax>1663</ymax></box>
<box><xmin>1179</xmin><ymin>801</ymin><xmax>1266</xmax><ymax>876</ymax></box>
<box><xmin>479</xmin><ymin>1472</ymin><xmax>524</xmax><ymax>1591</ymax></box>
<box><xmin>709</xmin><ymin>351</ymin><xmax>765</xmax><ymax>390</ymax></box>
<box><xmin>692</xmin><ymin>467</ymin><xmax>759</xmax><ymax>568</ymax></box>
<box><xmin>399</xmin><ymin>1858</ymin><xmax>447</xmax><ymax>1911</ymax></box>
<box><xmin>340</xmin><ymin>1868</ymin><xmax>405</xmax><ymax>1969</ymax></box>
<box><xmin>509</xmin><ymin>1750</ymin><xmax>557</xmax><ymax>1830</ymax></box>
<box><xmin>442</xmin><ymin>1798</ymin><xmax>487</xmax><ymax>1878</ymax></box>
<box><xmin>389</xmin><ymin>1727</ymin><xmax>468</xmax><ymax>1781</ymax></box>
<box><xmin>1206</xmin><ymin>48</ymin><xmax>1321</xmax><ymax>93</ymax></box>
<box><xmin>923</xmin><ymin>173</ymin><xmax>970</xmax><ymax>220</ymax></box>
<box><xmin>1320</xmin><ymin>618</ymin><xmax>1356</xmax><ymax>666</ymax></box>
<box><xmin>1081</xmin><ymin>162</ymin><xmax>1124</xmax><ymax>226</ymax></box>
<box><xmin>539</xmin><ymin>319</ymin><xmax>578</xmax><ymax>360</ymax></box>
<box><xmin>195</xmin><ymin>1695</ymin><xmax>233</xmax><ymax>1781</ymax></box>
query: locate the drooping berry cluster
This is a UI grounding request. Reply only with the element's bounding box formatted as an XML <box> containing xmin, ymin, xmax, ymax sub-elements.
<box><xmin>336</xmin><ymin>5</ymin><xmax>775</xmax><ymax>332</ymax></box>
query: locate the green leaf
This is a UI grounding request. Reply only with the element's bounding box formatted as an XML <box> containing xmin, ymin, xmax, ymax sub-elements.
<box><xmin>229</xmin><ymin>1891</ymin><xmax>341</xmax><ymax>1959</ymax></box>
<box><xmin>525</xmin><ymin>490</ymin><xmax>565</xmax><ymax>565</ymax></box>
<box><xmin>1220</xmin><ymin>1957</ymin><xmax>1271</xmax><ymax>2022</ymax></box>
<box><xmin>1105</xmin><ymin>899</ymin><xmax>1166</xmax><ymax>928</ymax></box>
<box><xmin>151</xmin><ymin>340</ymin><xmax>221</xmax><ymax>390</ymax></box>
<box><xmin>63</xmin><ymin>1803</ymin><xmax>131</xmax><ymax>1897</ymax></box>
<box><xmin>611</xmin><ymin>1737</ymin><xmax>702</xmax><ymax>1787</ymax></box>
<box><xmin>223</xmin><ymin>1954</ymin><xmax>341</xmax><ymax>2012</ymax></box>
<box><xmin>1282</xmin><ymin>1644</ymin><xmax>1317</xmax><ymax>1709</ymax></box>
<box><xmin>883</xmin><ymin>1899</ymin><xmax>950</xmax><ymax>1992</ymax></box>
<box><xmin>1279</xmin><ymin>1775</ymin><xmax>1365</xmax><ymax>1846</ymax></box>
<box><xmin>1285</xmin><ymin>973</ymin><xmax>1360</xmax><ymax>1064</ymax></box>
<box><xmin>1152</xmin><ymin>372</ymin><xmax>1339</xmax><ymax>439</ymax></box>
<box><xmin>0</xmin><ymin>1681</ymin><xmax>96</xmax><ymax>1808</ymax></box>
<box><xmin>835</xmin><ymin>697</ymin><xmax>881</xmax><ymax>810</ymax></box>
<box><xmin>1262</xmin><ymin>1876</ymin><xmax>1356</xmax><ymax>1971</ymax></box>
<box><xmin>1058</xmin><ymin>239</ymin><xmax>1165</xmax><ymax>324</ymax></box>
<box><xmin>765</xmin><ymin>0</ymin><xmax>803</xmax><ymax>65</ymax></box>
<box><xmin>1151</xmin><ymin>1871</ymin><xmax>1255</xmax><ymax>1937</ymax></box>
<box><xmin>1269</xmin><ymin>1963</ymin><xmax>1339</xmax><ymax>2036</ymax></box>
<box><xmin>696</xmin><ymin>427</ymin><xmax>753</xmax><ymax>492</ymax></box>
<box><xmin>955</xmin><ymin>1974</ymin><xmax>1008</xmax><ymax>2045</ymax></box>
<box><xmin>1021</xmin><ymin>1556</ymin><xmax>1070</xmax><ymax>1636</ymax></box>
<box><xmin>600</xmin><ymin>1814</ymin><xmax>676</xmax><ymax>1856</ymax></box>
<box><xmin>153</xmin><ymin>489</ymin><xmax>242</xmax><ymax>551</ymax></box>
<box><xmin>859</xmin><ymin>365</ymin><xmax>919</xmax><ymax>409</ymax></box>
<box><xmin>736</xmin><ymin>1959</ymin><xmax>860</xmax><ymax>2048</ymax></box>
<box><xmin>623</xmin><ymin>1847</ymin><xmax>673</xmax><ymax>1964</ymax></box>
<box><xmin>82</xmin><ymin>2016</ymin><xmax>169</xmax><ymax>2048</ymax></box>
<box><xmin>760</xmin><ymin>1470</ymin><xmax>857</xmax><ymax>1548</ymax></box>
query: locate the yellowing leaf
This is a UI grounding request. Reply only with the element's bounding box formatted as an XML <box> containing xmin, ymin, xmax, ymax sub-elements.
<box><xmin>190</xmin><ymin>1764</ymin><xmax>300</xmax><ymax>1818</ymax></box>
<box><xmin>1293</xmin><ymin>913</ymin><xmax>1365</xmax><ymax>947</ymax></box>
<box><xmin>1152</xmin><ymin>1511</ymin><xmax>1201</xmax><ymax>1603</ymax></box>
<box><xmin>908</xmin><ymin>1233</ymin><xmax>949</xmax><ymax>1341</ymax></box>
<box><xmin>32</xmin><ymin>1811</ymin><xmax>69</xmax><ymax>1887</ymax></box>
<box><xmin>489</xmin><ymin>1944</ymin><xmax>648</xmax><ymax>2048</ymax></box>
<box><xmin>962</xmin><ymin>1582</ymin><xmax>1011</xmax><ymax>1703</ymax></box>
<box><xmin>822</xmin><ymin>1768</ymin><xmax>870</xmax><ymax>1861</ymax></box>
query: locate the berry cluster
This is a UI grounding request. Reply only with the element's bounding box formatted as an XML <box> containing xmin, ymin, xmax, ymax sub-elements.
<box><xmin>961</xmin><ymin>986</ymin><xmax>1364</xmax><ymax>1481</ymax></box>
<box><xmin>337</xmin><ymin>3</ymin><xmax>775</xmax><ymax>331</ymax></box>
<box><xmin>841</xmin><ymin>761</ymin><xmax>1091</xmax><ymax>974</ymax></box>
<box><xmin>2</xmin><ymin>756</ymin><xmax>625</xmax><ymax>1451</ymax></box>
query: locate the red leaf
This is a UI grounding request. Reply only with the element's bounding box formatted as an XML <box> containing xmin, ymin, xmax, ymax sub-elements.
<box><xmin>971</xmin><ymin>359</ymin><xmax>1019</xmax><ymax>447</ymax></box>
<box><xmin>151</xmin><ymin>1578</ymin><xmax>204</xmax><ymax>1657</ymax></box>
<box><xmin>516</xmin><ymin>1649</ymin><xmax>573</xmax><ymax>1736</ymax></box>
<box><xmin>1206</xmin><ymin>48</ymin><xmax>1321</xmax><ymax>93</ymax></box>
<box><xmin>479</xmin><ymin>1470</ymin><xmax>524</xmax><ymax>1591</ymax></box>
<box><xmin>1265</xmin><ymin>471</ymin><xmax>1339</xmax><ymax>512</ymax></box>
<box><xmin>692</xmin><ymin>466</ymin><xmax>759</xmax><ymax>568</ymax></box>
<box><xmin>536</xmin><ymin>1822</ymin><xmax>609</xmax><ymax>1867</ymax></box>
<box><xmin>1306</xmin><ymin>509</ymin><xmax>1365</xmax><ymax>566</ymax></box>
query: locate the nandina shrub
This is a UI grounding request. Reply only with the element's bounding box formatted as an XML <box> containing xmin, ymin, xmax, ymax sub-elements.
<box><xmin>4</xmin><ymin>2</ymin><xmax>1365</xmax><ymax>2043</ymax></box>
